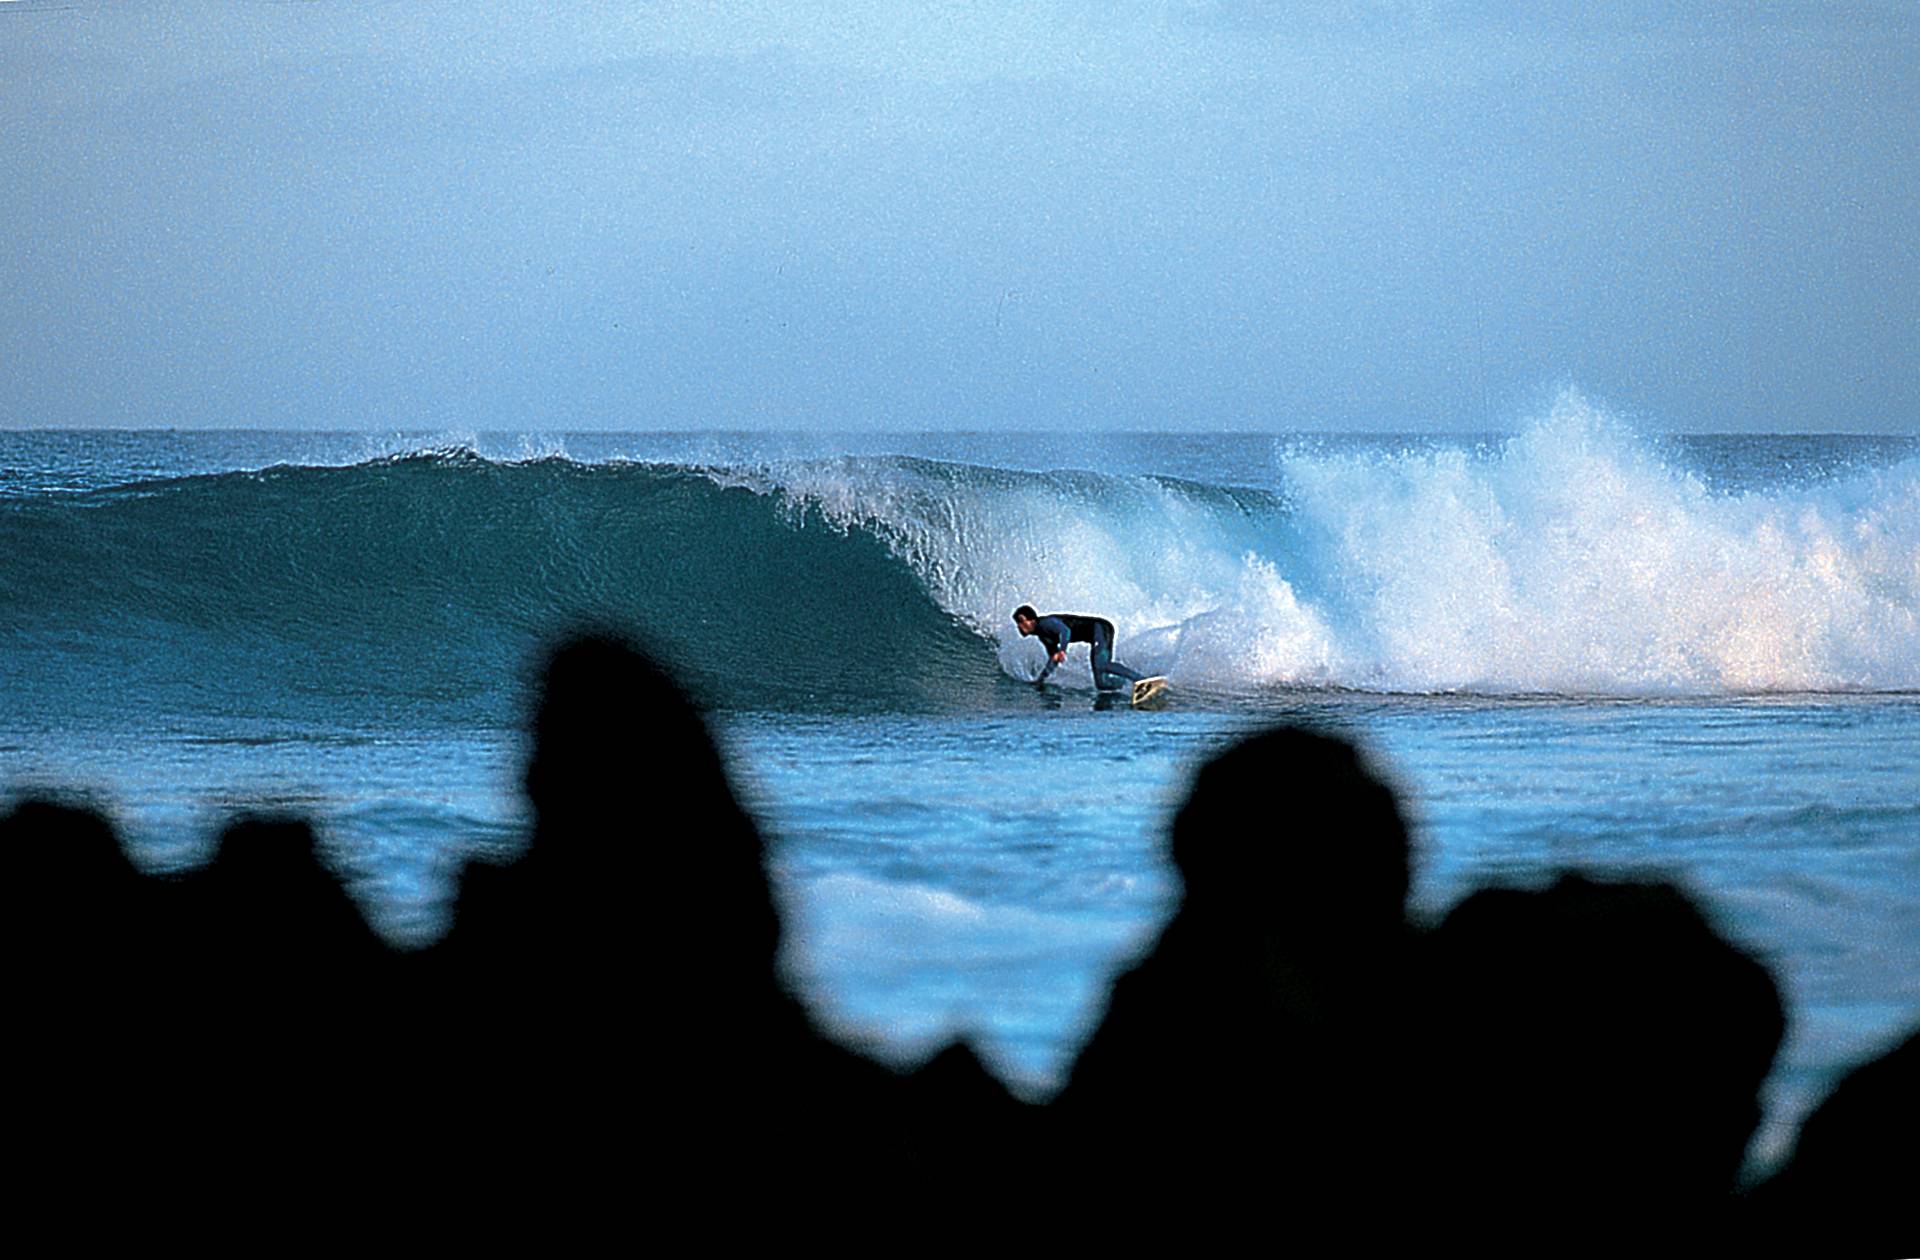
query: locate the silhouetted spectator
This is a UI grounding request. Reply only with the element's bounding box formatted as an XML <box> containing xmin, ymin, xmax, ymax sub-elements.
<box><xmin>1423</xmin><ymin>874</ymin><xmax>1785</xmax><ymax>1243</ymax></box>
<box><xmin>2</xmin><ymin>797</ymin><xmax>151</xmax><ymax>999</ymax></box>
<box><xmin>2</xmin><ymin>799</ymin><xmax>161</xmax><ymax>1138</ymax></box>
<box><xmin>1751</xmin><ymin>1023</ymin><xmax>1917</xmax><ymax>1256</ymax></box>
<box><xmin>174</xmin><ymin>816</ymin><xmax>393</xmax><ymax>1149</ymax></box>
<box><xmin>430</xmin><ymin>632</ymin><xmax>1028</xmax><ymax>1206</ymax></box>
<box><xmin>3</xmin><ymin>801</ymin><xmax>394</xmax><ymax>1174</ymax></box>
<box><xmin>1054</xmin><ymin>726</ymin><xmax>1418</xmax><ymax>1222</ymax></box>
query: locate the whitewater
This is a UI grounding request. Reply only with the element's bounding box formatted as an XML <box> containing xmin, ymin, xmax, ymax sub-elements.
<box><xmin>2</xmin><ymin>394</ymin><xmax>1917</xmax><ymax>1173</ymax></box>
<box><xmin>747</xmin><ymin>396</ymin><xmax>1920</xmax><ymax>697</ymax></box>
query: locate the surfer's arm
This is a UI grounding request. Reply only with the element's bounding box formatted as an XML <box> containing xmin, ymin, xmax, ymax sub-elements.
<box><xmin>1032</xmin><ymin>616</ymin><xmax>1070</xmax><ymax>684</ymax></box>
<box><xmin>1038</xmin><ymin>617</ymin><xmax>1072</xmax><ymax>656</ymax></box>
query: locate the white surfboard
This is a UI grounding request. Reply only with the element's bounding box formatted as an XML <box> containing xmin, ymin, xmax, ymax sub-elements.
<box><xmin>1130</xmin><ymin>676</ymin><xmax>1169</xmax><ymax>708</ymax></box>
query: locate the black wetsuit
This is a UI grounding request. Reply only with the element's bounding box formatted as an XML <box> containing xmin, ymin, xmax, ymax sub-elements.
<box><xmin>1032</xmin><ymin>614</ymin><xmax>1146</xmax><ymax>692</ymax></box>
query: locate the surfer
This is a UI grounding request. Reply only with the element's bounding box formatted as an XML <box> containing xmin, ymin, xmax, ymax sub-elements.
<box><xmin>1012</xmin><ymin>605</ymin><xmax>1149</xmax><ymax>693</ymax></box>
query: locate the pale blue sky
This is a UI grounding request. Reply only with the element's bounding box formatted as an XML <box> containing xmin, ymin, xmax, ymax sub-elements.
<box><xmin>3</xmin><ymin>2</ymin><xmax>1915</xmax><ymax>430</ymax></box>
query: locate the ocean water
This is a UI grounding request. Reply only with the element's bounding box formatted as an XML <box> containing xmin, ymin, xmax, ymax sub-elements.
<box><xmin>3</xmin><ymin>394</ymin><xmax>1918</xmax><ymax>1170</ymax></box>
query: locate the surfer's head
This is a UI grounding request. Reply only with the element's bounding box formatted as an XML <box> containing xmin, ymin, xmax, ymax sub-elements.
<box><xmin>1012</xmin><ymin>605</ymin><xmax>1038</xmax><ymax>635</ymax></box>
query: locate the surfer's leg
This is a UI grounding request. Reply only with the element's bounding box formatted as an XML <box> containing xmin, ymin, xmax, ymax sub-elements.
<box><xmin>1090</xmin><ymin>629</ymin><xmax>1145</xmax><ymax>691</ymax></box>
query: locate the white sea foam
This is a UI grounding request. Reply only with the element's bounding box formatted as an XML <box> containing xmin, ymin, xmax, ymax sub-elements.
<box><xmin>764</xmin><ymin>391</ymin><xmax>1920</xmax><ymax>695</ymax></box>
<box><xmin>1277</xmin><ymin>395</ymin><xmax>1920</xmax><ymax>693</ymax></box>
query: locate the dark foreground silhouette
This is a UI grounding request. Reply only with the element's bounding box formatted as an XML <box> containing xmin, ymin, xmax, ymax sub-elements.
<box><xmin>2</xmin><ymin>633</ymin><xmax>1912</xmax><ymax>1247</ymax></box>
<box><xmin>417</xmin><ymin>634</ymin><xmax>1028</xmax><ymax>1204</ymax></box>
<box><xmin>1750</xmin><ymin>1023</ymin><xmax>1919</xmax><ymax>1255</ymax></box>
<box><xmin>1053</xmin><ymin>729</ymin><xmax>1419</xmax><ymax>1222</ymax></box>
<box><xmin>1422</xmin><ymin>873</ymin><xmax>1786</xmax><ymax>1246</ymax></box>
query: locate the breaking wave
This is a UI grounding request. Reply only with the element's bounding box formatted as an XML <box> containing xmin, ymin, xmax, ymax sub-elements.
<box><xmin>3</xmin><ymin>394</ymin><xmax>1917</xmax><ymax>728</ymax></box>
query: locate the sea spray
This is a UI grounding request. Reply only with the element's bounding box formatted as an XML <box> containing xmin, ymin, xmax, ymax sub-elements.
<box><xmin>1274</xmin><ymin>394</ymin><xmax>1920</xmax><ymax>692</ymax></box>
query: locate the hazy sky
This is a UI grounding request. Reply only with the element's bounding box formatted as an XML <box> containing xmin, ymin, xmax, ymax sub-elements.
<box><xmin>4</xmin><ymin>2</ymin><xmax>1915</xmax><ymax>431</ymax></box>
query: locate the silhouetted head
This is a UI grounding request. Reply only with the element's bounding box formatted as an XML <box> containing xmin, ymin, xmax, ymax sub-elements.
<box><xmin>521</xmin><ymin>632</ymin><xmax>777</xmax><ymax>968</ymax></box>
<box><xmin>1430</xmin><ymin>873</ymin><xmax>1785</xmax><ymax>1206</ymax></box>
<box><xmin>1012</xmin><ymin>606</ymin><xmax>1038</xmax><ymax>636</ymax></box>
<box><xmin>1</xmin><ymin>797</ymin><xmax>133</xmax><ymax>896</ymax></box>
<box><xmin>1169</xmin><ymin>727</ymin><xmax>1410</xmax><ymax>934</ymax></box>
<box><xmin>199</xmin><ymin>815</ymin><xmax>382</xmax><ymax>963</ymax></box>
<box><xmin>0</xmin><ymin>797</ymin><xmax>150</xmax><ymax>973</ymax></box>
<box><xmin>527</xmin><ymin>635</ymin><xmax>742</xmax><ymax>829</ymax></box>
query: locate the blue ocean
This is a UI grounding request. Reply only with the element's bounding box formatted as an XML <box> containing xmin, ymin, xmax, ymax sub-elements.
<box><xmin>3</xmin><ymin>394</ymin><xmax>1917</xmax><ymax>1170</ymax></box>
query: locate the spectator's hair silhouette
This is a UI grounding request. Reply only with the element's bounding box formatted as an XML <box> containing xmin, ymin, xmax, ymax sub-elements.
<box><xmin>1425</xmin><ymin>873</ymin><xmax>1785</xmax><ymax>1241</ymax></box>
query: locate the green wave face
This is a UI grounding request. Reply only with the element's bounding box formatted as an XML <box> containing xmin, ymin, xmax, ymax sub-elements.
<box><xmin>0</xmin><ymin>453</ymin><xmax>1006</xmax><ymax>729</ymax></box>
